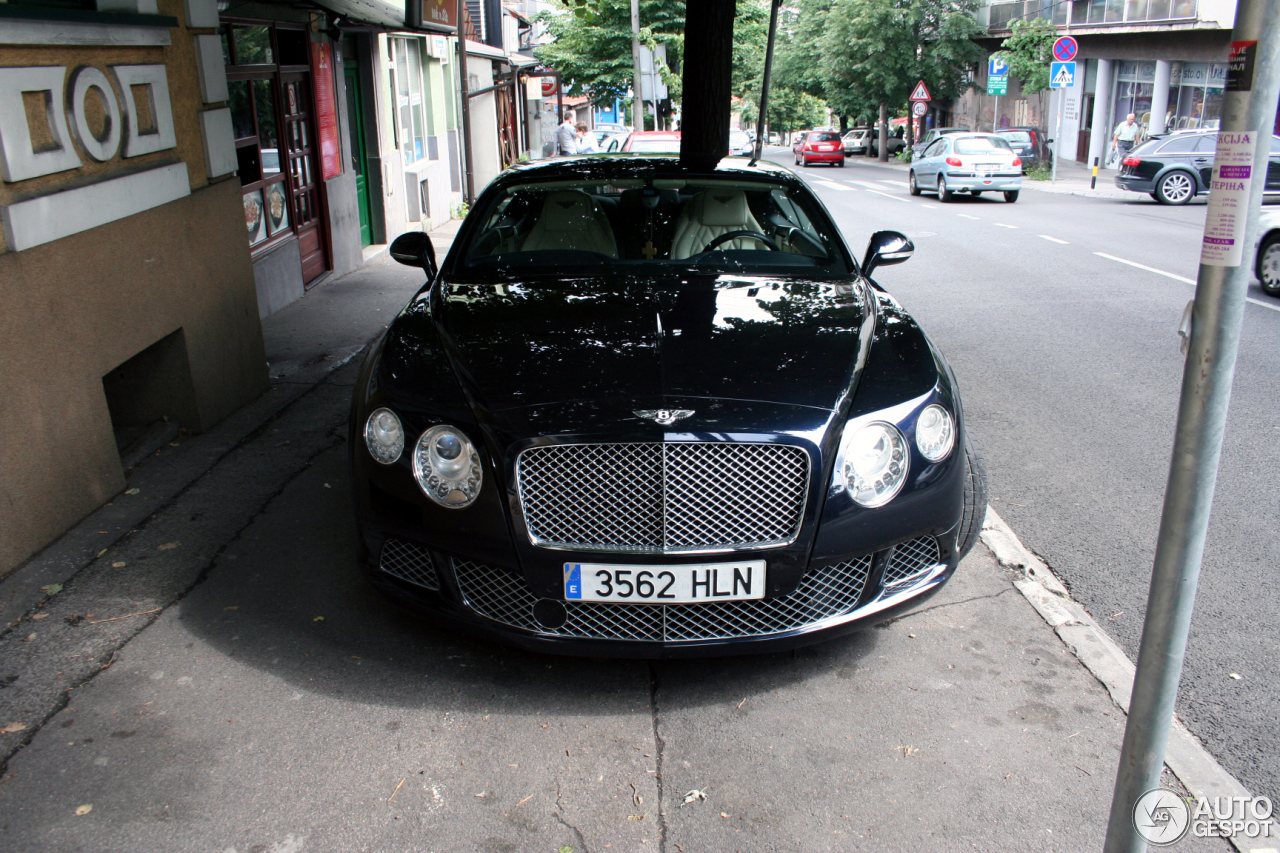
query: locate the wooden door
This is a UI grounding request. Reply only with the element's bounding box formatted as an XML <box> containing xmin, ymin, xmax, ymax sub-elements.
<box><xmin>282</xmin><ymin>73</ymin><xmax>328</xmax><ymax>284</ymax></box>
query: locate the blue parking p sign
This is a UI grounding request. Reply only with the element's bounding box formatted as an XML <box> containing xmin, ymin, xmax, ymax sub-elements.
<box><xmin>989</xmin><ymin>56</ymin><xmax>1009</xmax><ymax>78</ymax></box>
<box><xmin>1050</xmin><ymin>61</ymin><xmax>1076</xmax><ymax>88</ymax></box>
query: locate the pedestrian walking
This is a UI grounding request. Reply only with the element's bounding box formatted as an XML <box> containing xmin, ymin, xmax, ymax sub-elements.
<box><xmin>556</xmin><ymin>116</ymin><xmax>577</xmax><ymax>156</ymax></box>
<box><xmin>1112</xmin><ymin>113</ymin><xmax>1142</xmax><ymax>160</ymax></box>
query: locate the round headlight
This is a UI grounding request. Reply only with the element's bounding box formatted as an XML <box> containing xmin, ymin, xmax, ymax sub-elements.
<box><xmin>841</xmin><ymin>422</ymin><xmax>909</xmax><ymax>507</ymax></box>
<box><xmin>915</xmin><ymin>404</ymin><xmax>955</xmax><ymax>462</ymax></box>
<box><xmin>412</xmin><ymin>425</ymin><xmax>482</xmax><ymax>508</ymax></box>
<box><xmin>364</xmin><ymin>407</ymin><xmax>404</xmax><ymax>465</ymax></box>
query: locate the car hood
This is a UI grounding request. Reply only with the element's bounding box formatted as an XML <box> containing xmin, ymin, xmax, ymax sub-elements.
<box><xmin>435</xmin><ymin>273</ymin><xmax>873</xmax><ymax>415</ymax></box>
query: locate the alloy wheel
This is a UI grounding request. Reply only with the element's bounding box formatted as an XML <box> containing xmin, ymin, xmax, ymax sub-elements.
<box><xmin>1261</xmin><ymin>237</ymin><xmax>1280</xmax><ymax>296</ymax></box>
<box><xmin>1156</xmin><ymin>171</ymin><xmax>1195</xmax><ymax>205</ymax></box>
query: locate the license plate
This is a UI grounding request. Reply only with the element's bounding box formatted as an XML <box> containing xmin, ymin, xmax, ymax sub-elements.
<box><xmin>565</xmin><ymin>561</ymin><xmax>767</xmax><ymax>604</ymax></box>
<box><xmin>976</xmin><ymin>164</ymin><xmax>999</xmax><ymax>174</ymax></box>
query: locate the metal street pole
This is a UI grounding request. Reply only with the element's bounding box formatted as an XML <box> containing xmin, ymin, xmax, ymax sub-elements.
<box><xmin>1052</xmin><ymin>88</ymin><xmax>1063</xmax><ymax>181</ymax></box>
<box><xmin>751</xmin><ymin>0</ymin><xmax>783</xmax><ymax>162</ymax></box>
<box><xmin>456</xmin><ymin>0</ymin><xmax>474</xmax><ymax>203</ymax></box>
<box><xmin>1102</xmin><ymin>0</ymin><xmax>1280</xmax><ymax>848</ymax></box>
<box><xmin>992</xmin><ymin>93</ymin><xmax>999</xmax><ymax>133</ymax></box>
<box><xmin>630</xmin><ymin>0</ymin><xmax>644</xmax><ymax>130</ymax></box>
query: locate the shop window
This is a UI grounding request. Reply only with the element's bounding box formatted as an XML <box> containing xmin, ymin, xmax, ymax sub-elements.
<box><xmin>222</xmin><ymin>21</ymin><xmax>322</xmax><ymax>252</ymax></box>
<box><xmin>391</xmin><ymin>37</ymin><xmax>428</xmax><ymax>165</ymax></box>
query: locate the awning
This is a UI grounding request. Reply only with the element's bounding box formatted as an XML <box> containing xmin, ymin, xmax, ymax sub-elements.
<box><xmin>308</xmin><ymin>0</ymin><xmax>458</xmax><ymax>33</ymax></box>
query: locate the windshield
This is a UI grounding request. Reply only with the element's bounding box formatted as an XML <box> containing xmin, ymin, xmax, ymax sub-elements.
<box><xmin>954</xmin><ymin>136</ymin><xmax>1014</xmax><ymax>154</ymax></box>
<box><xmin>729</xmin><ymin>131</ymin><xmax>749</xmax><ymax>144</ymax></box>
<box><xmin>631</xmin><ymin>138</ymin><xmax>681</xmax><ymax>153</ymax></box>
<box><xmin>810</xmin><ymin>132</ymin><xmax>841</xmax><ymax>142</ymax></box>
<box><xmin>457</xmin><ymin>176</ymin><xmax>851</xmax><ymax>277</ymax></box>
<box><xmin>998</xmin><ymin>131</ymin><xmax>1032</xmax><ymax>144</ymax></box>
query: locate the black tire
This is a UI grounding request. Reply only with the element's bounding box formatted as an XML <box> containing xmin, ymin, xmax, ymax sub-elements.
<box><xmin>956</xmin><ymin>437</ymin><xmax>989</xmax><ymax>561</ymax></box>
<box><xmin>1259</xmin><ymin>232</ymin><xmax>1280</xmax><ymax>297</ymax></box>
<box><xmin>908</xmin><ymin>171</ymin><xmax>921</xmax><ymax>196</ymax></box>
<box><xmin>1155</xmin><ymin>170</ymin><xmax>1196</xmax><ymax>205</ymax></box>
<box><xmin>794</xmin><ymin>153</ymin><xmax>801</xmax><ymax>166</ymax></box>
<box><xmin>1004</xmin><ymin>190</ymin><xmax>1019</xmax><ymax>203</ymax></box>
<box><xmin>838</xmin><ymin>157</ymin><xmax>845</xmax><ymax>168</ymax></box>
<box><xmin>970</xmin><ymin>191</ymin><xmax>982</xmax><ymax>198</ymax></box>
<box><xmin>938</xmin><ymin>176</ymin><xmax>953</xmax><ymax>203</ymax></box>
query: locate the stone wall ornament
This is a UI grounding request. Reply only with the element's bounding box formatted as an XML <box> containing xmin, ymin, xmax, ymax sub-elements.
<box><xmin>67</xmin><ymin>66</ymin><xmax>122</xmax><ymax>162</ymax></box>
<box><xmin>0</xmin><ymin>65</ymin><xmax>82</xmax><ymax>182</ymax></box>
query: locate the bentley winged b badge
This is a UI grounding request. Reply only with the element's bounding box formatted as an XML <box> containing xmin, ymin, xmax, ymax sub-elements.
<box><xmin>634</xmin><ymin>409</ymin><xmax>695</xmax><ymax>426</ymax></box>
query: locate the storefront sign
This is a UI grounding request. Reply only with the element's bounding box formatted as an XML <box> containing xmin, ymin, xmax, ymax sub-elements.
<box><xmin>1200</xmin><ymin>132</ymin><xmax>1256</xmax><ymax>267</ymax></box>
<box><xmin>310</xmin><ymin>43</ymin><xmax>341</xmax><ymax>181</ymax></box>
<box><xmin>1226</xmin><ymin>41</ymin><xmax>1257</xmax><ymax>92</ymax></box>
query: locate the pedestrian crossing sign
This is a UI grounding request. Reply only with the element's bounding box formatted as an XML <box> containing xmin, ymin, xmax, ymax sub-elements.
<box><xmin>1050</xmin><ymin>61</ymin><xmax>1076</xmax><ymax>89</ymax></box>
<box><xmin>910</xmin><ymin>80</ymin><xmax>931</xmax><ymax>101</ymax></box>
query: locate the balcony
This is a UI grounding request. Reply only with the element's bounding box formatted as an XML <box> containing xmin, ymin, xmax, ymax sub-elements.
<box><xmin>984</xmin><ymin>0</ymin><xmax>1198</xmax><ymax>31</ymax></box>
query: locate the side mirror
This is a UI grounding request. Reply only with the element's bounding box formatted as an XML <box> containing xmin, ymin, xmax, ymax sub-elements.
<box><xmin>861</xmin><ymin>230</ymin><xmax>914</xmax><ymax>278</ymax></box>
<box><xmin>389</xmin><ymin>232</ymin><xmax>438</xmax><ymax>277</ymax></box>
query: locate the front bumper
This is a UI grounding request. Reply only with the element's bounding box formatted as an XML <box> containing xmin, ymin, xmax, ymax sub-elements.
<box><xmin>357</xmin><ymin>523</ymin><xmax>960</xmax><ymax>658</ymax></box>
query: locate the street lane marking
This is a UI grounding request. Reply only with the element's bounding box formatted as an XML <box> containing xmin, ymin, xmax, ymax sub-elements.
<box><xmin>863</xmin><ymin>187</ymin><xmax>911</xmax><ymax>202</ymax></box>
<box><xmin>852</xmin><ymin>180</ymin><xmax>889</xmax><ymax>190</ymax></box>
<box><xmin>995</xmin><ymin>223</ymin><xmax>1018</xmax><ymax>229</ymax></box>
<box><xmin>1040</xmin><ymin>235</ymin><xmax>1069</xmax><ymax>244</ymax></box>
<box><xmin>880</xmin><ymin>180</ymin><xmax>906</xmax><ymax>186</ymax></box>
<box><xmin>957</xmin><ymin>213</ymin><xmax>980</xmax><ymax>220</ymax></box>
<box><xmin>1094</xmin><ymin>252</ymin><xmax>1195</xmax><ymax>284</ymax></box>
<box><xmin>1095</xmin><ymin>252</ymin><xmax>1280</xmax><ymax>312</ymax></box>
<box><xmin>921</xmin><ymin>204</ymin><xmax>937</xmax><ymax>209</ymax></box>
<box><xmin>813</xmin><ymin>179</ymin><xmax>854</xmax><ymax>191</ymax></box>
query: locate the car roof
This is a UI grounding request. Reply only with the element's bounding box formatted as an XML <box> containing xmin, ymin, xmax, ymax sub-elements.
<box><xmin>629</xmin><ymin>131</ymin><xmax>681</xmax><ymax>138</ymax></box>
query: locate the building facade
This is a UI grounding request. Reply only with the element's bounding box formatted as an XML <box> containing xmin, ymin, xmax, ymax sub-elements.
<box><xmin>975</xmin><ymin>0</ymin><xmax>1238</xmax><ymax>168</ymax></box>
<box><xmin>0</xmin><ymin>0</ymin><xmax>269</xmax><ymax>575</ymax></box>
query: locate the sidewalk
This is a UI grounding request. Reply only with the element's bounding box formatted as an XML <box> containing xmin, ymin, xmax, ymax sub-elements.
<box><xmin>0</xmin><ymin>216</ymin><xmax>1268</xmax><ymax>852</ymax></box>
<box><xmin>1019</xmin><ymin>156</ymin><xmax>1134</xmax><ymax>201</ymax></box>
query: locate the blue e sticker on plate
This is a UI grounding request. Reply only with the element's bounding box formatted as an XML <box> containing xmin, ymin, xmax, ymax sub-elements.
<box><xmin>564</xmin><ymin>564</ymin><xmax>582</xmax><ymax>599</ymax></box>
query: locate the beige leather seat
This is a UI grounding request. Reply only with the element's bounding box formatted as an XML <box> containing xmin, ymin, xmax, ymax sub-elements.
<box><xmin>669</xmin><ymin>189</ymin><xmax>765</xmax><ymax>259</ymax></box>
<box><xmin>520</xmin><ymin>190</ymin><xmax>618</xmax><ymax>257</ymax></box>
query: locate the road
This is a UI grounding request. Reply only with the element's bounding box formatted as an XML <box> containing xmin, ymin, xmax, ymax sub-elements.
<box><xmin>771</xmin><ymin>148</ymin><xmax>1280</xmax><ymax>803</ymax></box>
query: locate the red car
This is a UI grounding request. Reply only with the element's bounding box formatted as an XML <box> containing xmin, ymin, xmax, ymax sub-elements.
<box><xmin>794</xmin><ymin>130</ymin><xmax>846</xmax><ymax>167</ymax></box>
<box><xmin>622</xmin><ymin>131</ymin><xmax>682</xmax><ymax>153</ymax></box>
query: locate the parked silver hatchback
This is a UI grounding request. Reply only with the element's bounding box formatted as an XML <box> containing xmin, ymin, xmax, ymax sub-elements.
<box><xmin>909</xmin><ymin>133</ymin><xmax>1023</xmax><ymax>202</ymax></box>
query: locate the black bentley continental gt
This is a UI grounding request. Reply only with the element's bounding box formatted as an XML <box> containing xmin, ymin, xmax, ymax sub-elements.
<box><xmin>349</xmin><ymin>156</ymin><xmax>986</xmax><ymax>657</ymax></box>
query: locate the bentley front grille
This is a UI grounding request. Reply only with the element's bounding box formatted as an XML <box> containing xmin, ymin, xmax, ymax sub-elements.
<box><xmin>379</xmin><ymin>538</ymin><xmax>441</xmax><ymax>591</ymax></box>
<box><xmin>452</xmin><ymin>556</ymin><xmax>871</xmax><ymax>643</ymax></box>
<box><xmin>881</xmin><ymin>536</ymin><xmax>941</xmax><ymax>591</ymax></box>
<box><xmin>516</xmin><ymin>442</ymin><xmax>809</xmax><ymax>553</ymax></box>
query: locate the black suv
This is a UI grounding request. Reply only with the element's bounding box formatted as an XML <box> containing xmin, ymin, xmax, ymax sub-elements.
<box><xmin>1116</xmin><ymin>130</ymin><xmax>1280</xmax><ymax>205</ymax></box>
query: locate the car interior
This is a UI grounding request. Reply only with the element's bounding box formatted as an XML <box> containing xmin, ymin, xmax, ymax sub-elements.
<box><xmin>461</xmin><ymin>179</ymin><xmax>846</xmax><ymax>273</ymax></box>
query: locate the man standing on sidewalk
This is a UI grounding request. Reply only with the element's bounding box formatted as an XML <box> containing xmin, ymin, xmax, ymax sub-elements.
<box><xmin>1112</xmin><ymin>113</ymin><xmax>1142</xmax><ymax>160</ymax></box>
<box><xmin>556</xmin><ymin>115</ymin><xmax>578</xmax><ymax>157</ymax></box>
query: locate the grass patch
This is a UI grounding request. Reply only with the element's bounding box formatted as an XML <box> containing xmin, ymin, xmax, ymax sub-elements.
<box><xmin>1025</xmin><ymin>162</ymin><xmax>1052</xmax><ymax>181</ymax></box>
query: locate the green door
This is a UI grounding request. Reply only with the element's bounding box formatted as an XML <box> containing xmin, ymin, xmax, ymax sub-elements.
<box><xmin>344</xmin><ymin>61</ymin><xmax>374</xmax><ymax>247</ymax></box>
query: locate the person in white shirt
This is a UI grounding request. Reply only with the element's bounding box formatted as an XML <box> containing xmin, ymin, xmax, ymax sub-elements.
<box><xmin>575</xmin><ymin>123</ymin><xmax>599</xmax><ymax>154</ymax></box>
<box><xmin>1113</xmin><ymin>113</ymin><xmax>1142</xmax><ymax>158</ymax></box>
<box><xmin>556</xmin><ymin>117</ymin><xmax>577</xmax><ymax>156</ymax></box>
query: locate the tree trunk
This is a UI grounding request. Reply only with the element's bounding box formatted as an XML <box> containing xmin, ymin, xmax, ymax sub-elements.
<box><xmin>679</xmin><ymin>0</ymin><xmax>736</xmax><ymax>170</ymax></box>
<box><xmin>878</xmin><ymin>103</ymin><xmax>889</xmax><ymax>161</ymax></box>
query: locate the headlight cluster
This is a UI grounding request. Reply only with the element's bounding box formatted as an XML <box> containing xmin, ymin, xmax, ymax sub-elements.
<box><xmin>364</xmin><ymin>410</ymin><xmax>483</xmax><ymax>509</ymax></box>
<box><xmin>834</xmin><ymin>403</ymin><xmax>955</xmax><ymax>507</ymax></box>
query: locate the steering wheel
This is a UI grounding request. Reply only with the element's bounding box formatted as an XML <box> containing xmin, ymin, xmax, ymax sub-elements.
<box><xmin>702</xmin><ymin>230</ymin><xmax>780</xmax><ymax>253</ymax></box>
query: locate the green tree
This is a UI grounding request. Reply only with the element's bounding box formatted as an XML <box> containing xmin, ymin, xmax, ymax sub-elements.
<box><xmin>999</xmin><ymin>18</ymin><xmax>1056</xmax><ymax>95</ymax></box>
<box><xmin>740</xmin><ymin>87</ymin><xmax>828</xmax><ymax>136</ymax></box>
<box><xmin>536</xmin><ymin>0</ymin><xmax>771</xmax><ymax>111</ymax></box>
<box><xmin>819</xmin><ymin>0</ymin><xmax>985</xmax><ymax>147</ymax></box>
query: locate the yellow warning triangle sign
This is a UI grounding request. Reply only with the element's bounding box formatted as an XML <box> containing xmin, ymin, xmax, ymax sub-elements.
<box><xmin>910</xmin><ymin>80</ymin><xmax>931</xmax><ymax>101</ymax></box>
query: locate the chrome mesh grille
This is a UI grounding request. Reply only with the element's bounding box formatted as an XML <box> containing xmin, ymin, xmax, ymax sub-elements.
<box><xmin>517</xmin><ymin>442</ymin><xmax>809</xmax><ymax>553</ymax></box>
<box><xmin>882</xmin><ymin>536</ymin><xmax>941</xmax><ymax>590</ymax></box>
<box><xmin>379</xmin><ymin>538</ymin><xmax>440</xmax><ymax>591</ymax></box>
<box><xmin>452</xmin><ymin>556</ymin><xmax>871</xmax><ymax>643</ymax></box>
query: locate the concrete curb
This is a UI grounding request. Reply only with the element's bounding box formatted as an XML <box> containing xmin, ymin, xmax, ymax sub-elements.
<box><xmin>983</xmin><ymin>507</ymin><xmax>1278</xmax><ymax>853</ymax></box>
